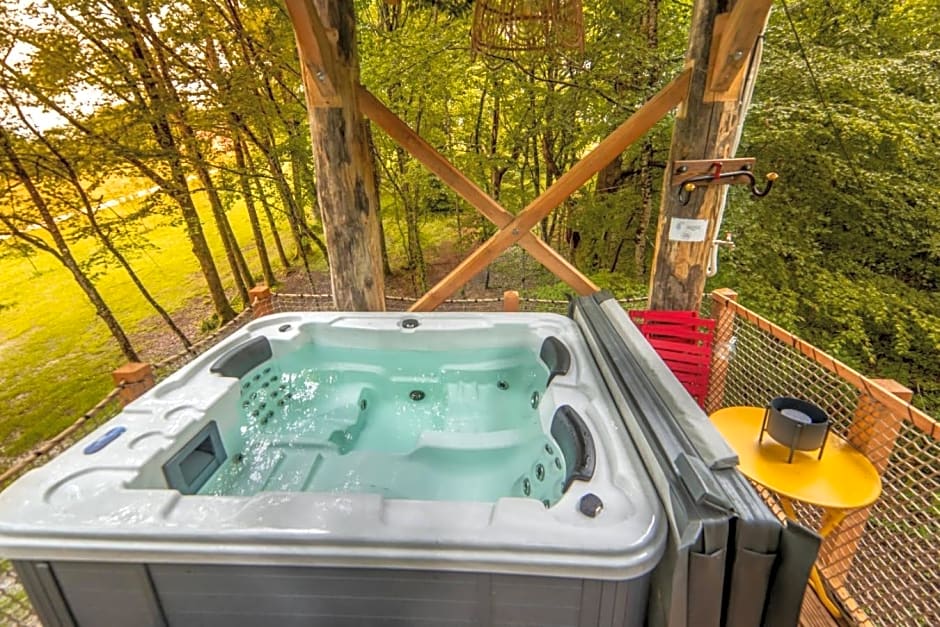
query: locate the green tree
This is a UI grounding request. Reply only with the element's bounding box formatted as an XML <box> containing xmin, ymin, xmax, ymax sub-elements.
<box><xmin>717</xmin><ymin>0</ymin><xmax>940</xmax><ymax>411</ymax></box>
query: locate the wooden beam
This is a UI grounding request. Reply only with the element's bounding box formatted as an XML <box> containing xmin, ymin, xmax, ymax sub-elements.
<box><xmin>410</xmin><ymin>69</ymin><xmax>691</xmax><ymax>312</ymax></box>
<box><xmin>648</xmin><ymin>0</ymin><xmax>765</xmax><ymax>312</ymax></box>
<box><xmin>284</xmin><ymin>0</ymin><xmax>339</xmax><ymax>106</ymax></box>
<box><xmin>357</xmin><ymin>86</ymin><xmax>598</xmax><ymax>297</ymax></box>
<box><xmin>820</xmin><ymin>380</ymin><xmax>912</xmax><ymax>589</ymax></box>
<box><xmin>707</xmin><ymin>0</ymin><xmax>773</xmax><ymax>93</ymax></box>
<box><xmin>706</xmin><ymin>288</ymin><xmax>738</xmax><ymax>412</ymax></box>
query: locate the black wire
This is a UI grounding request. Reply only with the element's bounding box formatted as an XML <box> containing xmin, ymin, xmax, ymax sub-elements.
<box><xmin>779</xmin><ymin>0</ymin><xmax>862</xmax><ymax>184</ymax></box>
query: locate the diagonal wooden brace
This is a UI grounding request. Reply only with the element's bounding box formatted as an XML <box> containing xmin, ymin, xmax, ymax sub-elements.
<box><xmin>409</xmin><ymin>69</ymin><xmax>692</xmax><ymax>312</ymax></box>
<box><xmin>357</xmin><ymin>86</ymin><xmax>598</xmax><ymax>299</ymax></box>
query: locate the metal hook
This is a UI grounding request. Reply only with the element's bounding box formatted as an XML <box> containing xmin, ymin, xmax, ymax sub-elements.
<box><xmin>678</xmin><ymin>182</ymin><xmax>696</xmax><ymax>206</ymax></box>
<box><xmin>675</xmin><ymin>170</ymin><xmax>778</xmax><ymax>204</ymax></box>
<box><xmin>751</xmin><ymin>171</ymin><xmax>778</xmax><ymax>197</ymax></box>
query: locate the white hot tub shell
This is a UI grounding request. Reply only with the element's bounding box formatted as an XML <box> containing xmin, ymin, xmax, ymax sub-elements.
<box><xmin>0</xmin><ymin>312</ymin><xmax>667</xmax><ymax>627</ymax></box>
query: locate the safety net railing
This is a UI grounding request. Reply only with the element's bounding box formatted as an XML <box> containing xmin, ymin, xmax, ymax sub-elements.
<box><xmin>706</xmin><ymin>289</ymin><xmax>939</xmax><ymax>627</ymax></box>
<box><xmin>1</xmin><ymin>289</ymin><xmax>935</xmax><ymax>626</ymax></box>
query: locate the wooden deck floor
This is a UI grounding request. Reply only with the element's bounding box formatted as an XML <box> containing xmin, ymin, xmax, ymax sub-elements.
<box><xmin>799</xmin><ymin>586</ymin><xmax>847</xmax><ymax>627</ymax></box>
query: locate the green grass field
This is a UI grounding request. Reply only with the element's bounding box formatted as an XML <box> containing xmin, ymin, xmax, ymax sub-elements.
<box><xmin>0</xmin><ymin>180</ymin><xmax>471</xmax><ymax>461</ymax></box>
<box><xmin>0</xmin><ymin>186</ymin><xmax>309</xmax><ymax>459</ymax></box>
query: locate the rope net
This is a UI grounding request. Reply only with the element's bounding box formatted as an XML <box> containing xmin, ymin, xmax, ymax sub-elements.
<box><xmin>471</xmin><ymin>0</ymin><xmax>584</xmax><ymax>58</ymax></box>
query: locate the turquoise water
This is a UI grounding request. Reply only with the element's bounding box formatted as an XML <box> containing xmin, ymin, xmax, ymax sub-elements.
<box><xmin>199</xmin><ymin>344</ymin><xmax>568</xmax><ymax>505</ymax></box>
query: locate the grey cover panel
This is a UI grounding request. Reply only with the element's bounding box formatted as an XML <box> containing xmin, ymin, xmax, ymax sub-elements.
<box><xmin>724</xmin><ymin>547</ymin><xmax>777</xmax><ymax>627</ymax></box>
<box><xmin>688</xmin><ymin>547</ymin><xmax>726</xmax><ymax>626</ymax></box>
<box><xmin>763</xmin><ymin>523</ymin><xmax>822</xmax><ymax>627</ymax></box>
<box><xmin>596</xmin><ymin>295</ymin><xmax>738</xmax><ymax>469</ymax></box>
<box><xmin>51</xmin><ymin>562</ymin><xmax>166</xmax><ymax>627</ymax></box>
<box><xmin>572</xmin><ymin>294</ymin><xmax>814</xmax><ymax>627</ymax></box>
<box><xmin>13</xmin><ymin>561</ymin><xmax>75</xmax><ymax>627</ymax></box>
<box><xmin>572</xmin><ymin>295</ymin><xmax>737</xmax><ymax>627</ymax></box>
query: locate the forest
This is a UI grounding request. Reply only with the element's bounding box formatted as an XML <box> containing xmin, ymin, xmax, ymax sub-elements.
<box><xmin>0</xmin><ymin>0</ymin><xmax>937</xmax><ymax>458</ymax></box>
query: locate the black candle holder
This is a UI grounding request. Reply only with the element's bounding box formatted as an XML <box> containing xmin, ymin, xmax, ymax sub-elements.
<box><xmin>759</xmin><ymin>397</ymin><xmax>831</xmax><ymax>463</ymax></box>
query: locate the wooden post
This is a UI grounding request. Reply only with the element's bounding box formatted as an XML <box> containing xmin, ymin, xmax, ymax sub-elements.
<box><xmin>286</xmin><ymin>0</ymin><xmax>385</xmax><ymax>311</ymax></box>
<box><xmin>707</xmin><ymin>288</ymin><xmax>738</xmax><ymax>412</ymax></box>
<box><xmin>112</xmin><ymin>362</ymin><xmax>155</xmax><ymax>406</ymax></box>
<box><xmin>503</xmin><ymin>290</ymin><xmax>520</xmax><ymax>312</ymax></box>
<box><xmin>820</xmin><ymin>379</ymin><xmax>913</xmax><ymax>588</ymax></box>
<box><xmin>248</xmin><ymin>285</ymin><xmax>274</xmax><ymax>319</ymax></box>
<box><xmin>648</xmin><ymin>0</ymin><xmax>771</xmax><ymax>311</ymax></box>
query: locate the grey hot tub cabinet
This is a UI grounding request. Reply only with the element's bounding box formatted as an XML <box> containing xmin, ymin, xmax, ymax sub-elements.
<box><xmin>16</xmin><ymin>561</ymin><xmax>651</xmax><ymax>627</ymax></box>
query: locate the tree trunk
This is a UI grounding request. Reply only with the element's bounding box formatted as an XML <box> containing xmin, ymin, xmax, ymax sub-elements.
<box><xmin>648</xmin><ymin>0</ymin><xmax>768</xmax><ymax>310</ymax></box>
<box><xmin>0</xmin><ymin>126</ymin><xmax>140</xmax><ymax>362</ymax></box>
<box><xmin>184</xmin><ymin>129</ymin><xmax>251</xmax><ymax>304</ymax></box>
<box><xmin>634</xmin><ymin>138</ymin><xmax>656</xmax><ymax>277</ymax></box>
<box><xmin>110</xmin><ymin>0</ymin><xmax>236</xmax><ymax>321</ymax></box>
<box><xmin>14</xmin><ymin>110</ymin><xmax>193</xmax><ymax>349</ymax></box>
<box><xmin>287</xmin><ymin>118</ymin><xmax>311</xmax><ymax>232</ymax></box>
<box><xmin>301</xmin><ymin>0</ymin><xmax>385</xmax><ymax>310</ymax></box>
<box><xmin>366</xmin><ymin>124</ymin><xmax>393</xmax><ymax>277</ymax></box>
<box><xmin>147</xmin><ymin>35</ymin><xmax>252</xmax><ymax>304</ymax></box>
<box><xmin>244</xmin><ymin>144</ymin><xmax>291</xmax><ymax>270</ymax></box>
<box><xmin>234</xmin><ymin>131</ymin><xmax>276</xmax><ymax>287</ymax></box>
<box><xmin>392</xmin><ymin>106</ymin><xmax>427</xmax><ymax>291</ymax></box>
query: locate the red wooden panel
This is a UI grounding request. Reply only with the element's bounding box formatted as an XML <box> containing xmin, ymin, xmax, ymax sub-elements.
<box><xmin>628</xmin><ymin>309</ymin><xmax>715</xmax><ymax>408</ymax></box>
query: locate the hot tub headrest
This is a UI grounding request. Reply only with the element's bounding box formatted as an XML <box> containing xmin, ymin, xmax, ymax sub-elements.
<box><xmin>550</xmin><ymin>405</ymin><xmax>596</xmax><ymax>490</ymax></box>
<box><xmin>210</xmin><ymin>336</ymin><xmax>273</xmax><ymax>379</ymax></box>
<box><xmin>539</xmin><ymin>337</ymin><xmax>571</xmax><ymax>386</ymax></box>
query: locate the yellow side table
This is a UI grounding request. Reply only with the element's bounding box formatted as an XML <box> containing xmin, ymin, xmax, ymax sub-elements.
<box><xmin>710</xmin><ymin>406</ymin><xmax>882</xmax><ymax>618</ymax></box>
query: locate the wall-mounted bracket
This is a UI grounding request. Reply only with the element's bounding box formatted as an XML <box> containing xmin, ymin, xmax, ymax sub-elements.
<box><xmin>673</xmin><ymin>158</ymin><xmax>777</xmax><ymax>206</ymax></box>
<box><xmin>672</xmin><ymin>158</ymin><xmax>756</xmax><ymax>187</ymax></box>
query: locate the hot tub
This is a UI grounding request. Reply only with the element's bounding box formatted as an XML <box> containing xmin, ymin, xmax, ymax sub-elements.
<box><xmin>0</xmin><ymin>313</ymin><xmax>666</xmax><ymax>627</ymax></box>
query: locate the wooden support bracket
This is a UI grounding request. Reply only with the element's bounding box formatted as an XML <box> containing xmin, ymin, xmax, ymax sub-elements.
<box><xmin>285</xmin><ymin>0</ymin><xmax>340</xmax><ymax>107</ymax></box>
<box><xmin>706</xmin><ymin>0</ymin><xmax>773</xmax><ymax>95</ymax></box>
<box><xmin>671</xmin><ymin>158</ymin><xmax>756</xmax><ymax>187</ymax></box>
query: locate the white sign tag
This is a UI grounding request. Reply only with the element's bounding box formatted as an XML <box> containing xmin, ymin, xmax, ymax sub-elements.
<box><xmin>668</xmin><ymin>218</ymin><xmax>709</xmax><ymax>242</ymax></box>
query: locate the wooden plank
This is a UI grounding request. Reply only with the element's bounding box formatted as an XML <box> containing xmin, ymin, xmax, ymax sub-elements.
<box><xmin>819</xmin><ymin>380</ymin><xmax>911</xmax><ymax>589</ymax></box>
<box><xmin>707</xmin><ymin>0</ymin><xmax>773</xmax><ymax>93</ymax></box>
<box><xmin>832</xmin><ymin>585</ymin><xmax>876</xmax><ymax>627</ymax></box>
<box><xmin>800</xmin><ymin>584</ymin><xmax>844</xmax><ymax>627</ymax></box>
<box><xmin>715</xmin><ymin>293</ymin><xmax>940</xmax><ymax>440</ymax></box>
<box><xmin>290</xmin><ymin>0</ymin><xmax>386</xmax><ymax>311</ymax></box>
<box><xmin>357</xmin><ymin>86</ymin><xmax>597</xmax><ymax>297</ymax></box>
<box><xmin>703</xmin><ymin>15</ymin><xmax>747</xmax><ymax>103</ymax></box>
<box><xmin>409</xmin><ymin>69</ymin><xmax>691</xmax><ymax>312</ymax></box>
